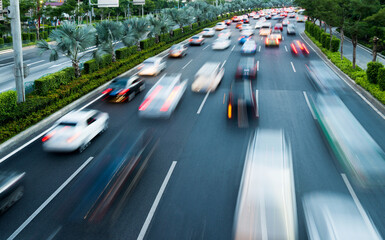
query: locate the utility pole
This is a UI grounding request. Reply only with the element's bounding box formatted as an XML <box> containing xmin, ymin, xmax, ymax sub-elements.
<box><xmin>9</xmin><ymin>0</ymin><xmax>25</xmax><ymax>102</ymax></box>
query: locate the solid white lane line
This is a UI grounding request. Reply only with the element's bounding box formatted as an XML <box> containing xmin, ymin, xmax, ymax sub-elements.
<box><xmin>290</xmin><ymin>61</ymin><xmax>296</xmax><ymax>72</ymax></box>
<box><xmin>341</xmin><ymin>173</ymin><xmax>380</xmax><ymax>237</ymax></box>
<box><xmin>255</xmin><ymin>90</ymin><xmax>259</xmax><ymax>117</ymax></box>
<box><xmin>203</xmin><ymin>45</ymin><xmax>210</xmax><ymax>50</ymax></box>
<box><xmin>7</xmin><ymin>157</ymin><xmax>95</xmax><ymax>240</ymax></box>
<box><xmin>258</xmin><ymin>46</ymin><xmax>261</xmax><ymax>52</ymax></box>
<box><xmin>303</xmin><ymin>91</ymin><xmax>316</xmax><ymax>119</ymax></box>
<box><xmin>78</xmin><ymin>94</ymin><xmax>104</xmax><ymax>111</ymax></box>
<box><xmin>301</xmin><ymin>34</ymin><xmax>385</xmax><ymax>120</ymax></box>
<box><xmin>257</xmin><ymin>61</ymin><xmax>259</xmax><ymax>71</ymax></box>
<box><xmin>282</xmin><ymin>36</ymin><xmax>285</xmax><ymax>41</ymax></box>
<box><xmin>221</xmin><ymin>60</ymin><xmax>227</xmax><ymax>69</ymax></box>
<box><xmin>285</xmin><ymin>45</ymin><xmax>288</xmax><ymax>52</ymax></box>
<box><xmin>27</xmin><ymin>60</ymin><xmax>45</xmax><ymax>66</ymax></box>
<box><xmin>137</xmin><ymin>161</ymin><xmax>177</xmax><ymax>240</ymax></box>
<box><xmin>182</xmin><ymin>59</ymin><xmax>193</xmax><ymax>70</ymax></box>
<box><xmin>231</xmin><ymin>45</ymin><xmax>235</xmax><ymax>51</ymax></box>
<box><xmin>197</xmin><ymin>91</ymin><xmax>210</xmax><ymax>114</ymax></box>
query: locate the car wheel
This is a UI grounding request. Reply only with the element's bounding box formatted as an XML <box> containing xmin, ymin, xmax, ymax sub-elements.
<box><xmin>79</xmin><ymin>141</ymin><xmax>90</xmax><ymax>153</ymax></box>
<box><xmin>128</xmin><ymin>92</ymin><xmax>136</xmax><ymax>101</ymax></box>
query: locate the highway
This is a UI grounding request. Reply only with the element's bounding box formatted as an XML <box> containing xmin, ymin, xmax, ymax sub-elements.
<box><xmin>1</xmin><ymin>15</ymin><xmax>385</xmax><ymax>240</ymax></box>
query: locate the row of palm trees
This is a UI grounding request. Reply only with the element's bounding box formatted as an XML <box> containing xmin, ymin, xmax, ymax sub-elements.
<box><xmin>37</xmin><ymin>0</ymin><xmax>282</xmax><ymax>77</ymax></box>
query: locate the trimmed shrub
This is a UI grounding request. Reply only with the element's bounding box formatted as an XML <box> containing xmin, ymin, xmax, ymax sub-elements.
<box><xmin>22</xmin><ymin>33</ymin><xmax>30</xmax><ymax>41</ymax></box>
<box><xmin>99</xmin><ymin>54</ymin><xmax>112</xmax><ymax>69</ymax></box>
<box><xmin>29</xmin><ymin>33</ymin><xmax>37</xmax><ymax>42</ymax></box>
<box><xmin>192</xmin><ymin>23</ymin><xmax>199</xmax><ymax>30</ymax></box>
<box><xmin>366</xmin><ymin>62</ymin><xmax>383</xmax><ymax>84</ymax></box>
<box><xmin>331</xmin><ymin>37</ymin><xmax>340</xmax><ymax>52</ymax></box>
<box><xmin>140</xmin><ymin>38</ymin><xmax>156</xmax><ymax>50</ymax></box>
<box><xmin>4</xmin><ymin>36</ymin><xmax>12</xmax><ymax>44</ymax></box>
<box><xmin>0</xmin><ymin>91</ymin><xmax>17</xmax><ymax>121</ymax></box>
<box><xmin>172</xmin><ymin>28</ymin><xmax>183</xmax><ymax>39</ymax></box>
<box><xmin>0</xmin><ymin>38</ymin><xmax>4</xmax><ymax>46</ymax></box>
<box><xmin>35</xmin><ymin>67</ymin><xmax>75</xmax><ymax>95</ymax></box>
<box><xmin>115</xmin><ymin>45</ymin><xmax>137</xmax><ymax>60</ymax></box>
<box><xmin>41</xmin><ymin>31</ymin><xmax>48</xmax><ymax>39</ymax></box>
<box><xmin>183</xmin><ymin>26</ymin><xmax>190</xmax><ymax>34</ymax></box>
<box><xmin>320</xmin><ymin>32</ymin><xmax>329</xmax><ymax>49</ymax></box>
<box><xmin>159</xmin><ymin>33</ymin><xmax>171</xmax><ymax>43</ymax></box>
<box><xmin>83</xmin><ymin>59</ymin><xmax>99</xmax><ymax>74</ymax></box>
<box><xmin>378</xmin><ymin>68</ymin><xmax>385</xmax><ymax>91</ymax></box>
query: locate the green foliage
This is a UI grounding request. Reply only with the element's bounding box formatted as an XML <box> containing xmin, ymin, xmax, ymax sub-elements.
<box><xmin>183</xmin><ymin>26</ymin><xmax>190</xmax><ymax>33</ymax></box>
<box><xmin>83</xmin><ymin>59</ymin><xmax>99</xmax><ymax>74</ymax></box>
<box><xmin>172</xmin><ymin>28</ymin><xmax>183</xmax><ymax>38</ymax></box>
<box><xmin>115</xmin><ymin>46</ymin><xmax>137</xmax><ymax>60</ymax></box>
<box><xmin>366</xmin><ymin>62</ymin><xmax>383</xmax><ymax>84</ymax></box>
<box><xmin>99</xmin><ymin>54</ymin><xmax>112</xmax><ymax>69</ymax></box>
<box><xmin>320</xmin><ymin>32</ymin><xmax>329</xmax><ymax>48</ymax></box>
<box><xmin>29</xmin><ymin>33</ymin><xmax>36</xmax><ymax>42</ymax></box>
<box><xmin>0</xmin><ymin>38</ymin><xmax>4</xmax><ymax>45</ymax></box>
<box><xmin>192</xmin><ymin>23</ymin><xmax>199</xmax><ymax>30</ymax></box>
<box><xmin>35</xmin><ymin>67</ymin><xmax>75</xmax><ymax>95</ymax></box>
<box><xmin>331</xmin><ymin>37</ymin><xmax>340</xmax><ymax>52</ymax></box>
<box><xmin>378</xmin><ymin>68</ymin><xmax>385</xmax><ymax>91</ymax></box>
<box><xmin>0</xmin><ymin>91</ymin><xmax>17</xmax><ymax>122</ymax></box>
<box><xmin>4</xmin><ymin>36</ymin><xmax>12</xmax><ymax>43</ymax></box>
<box><xmin>140</xmin><ymin>37</ymin><xmax>156</xmax><ymax>50</ymax></box>
<box><xmin>41</xmin><ymin>31</ymin><xmax>48</xmax><ymax>39</ymax></box>
<box><xmin>22</xmin><ymin>33</ymin><xmax>30</xmax><ymax>41</ymax></box>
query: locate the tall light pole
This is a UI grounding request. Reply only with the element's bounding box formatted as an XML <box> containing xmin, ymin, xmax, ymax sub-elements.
<box><xmin>9</xmin><ymin>0</ymin><xmax>25</xmax><ymax>102</ymax></box>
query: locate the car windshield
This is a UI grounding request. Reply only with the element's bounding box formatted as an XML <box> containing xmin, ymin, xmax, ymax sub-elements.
<box><xmin>110</xmin><ymin>79</ymin><xmax>127</xmax><ymax>88</ymax></box>
<box><xmin>58</xmin><ymin>122</ymin><xmax>77</xmax><ymax>127</ymax></box>
<box><xmin>192</xmin><ymin>36</ymin><xmax>200</xmax><ymax>39</ymax></box>
<box><xmin>171</xmin><ymin>45</ymin><xmax>181</xmax><ymax>50</ymax></box>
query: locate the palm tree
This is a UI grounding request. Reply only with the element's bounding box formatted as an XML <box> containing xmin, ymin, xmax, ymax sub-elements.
<box><xmin>95</xmin><ymin>20</ymin><xmax>123</xmax><ymax>62</ymax></box>
<box><xmin>37</xmin><ymin>21</ymin><xmax>96</xmax><ymax>78</ymax></box>
<box><xmin>122</xmin><ymin>17</ymin><xmax>150</xmax><ymax>48</ymax></box>
<box><xmin>146</xmin><ymin>14</ymin><xmax>172</xmax><ymax>43</ymax></box>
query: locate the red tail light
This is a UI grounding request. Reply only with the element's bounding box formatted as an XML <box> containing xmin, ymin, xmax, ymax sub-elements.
<box><xmin>118</xmin><ymin>89</ymin><xmax>130</xmax><ymax>95</ymax></box>
<box><xmin>67</xmin><ymin>133</ymin><xmax>80</xmax><ymax>143</ymax></box>
<box><xmin>139</xmin><ymin>86</ymin><xmax>163</xmax><ymax>111</ymax></box>
<box><xmin>297</xmin><ymin>40</ymin><xmax>303</xmax><ymax>50</ymax></box>
<box><xmin>160</xmin><ymin>86</ymin><xmax>181</xmax><ymax>112</ymax></box>
<box><xmin>275</xmin><ymin>38</ymin><xmax>279</xmax><ymax>44</ymax></box>
<box><xmin>42</xmin><ymin>130</ymin><xmax>56</xmax><ymax>142</ymax></box>
<box><xmin>302</xmin><ymin>44</ymin><xmax>309</xmax><ymax>54</ymax></box>
<box><xmin>189</xmin><ymin>39</ymin><xmax>193</xmax><ymax>42</ymax></box>
<box><xmin>265</xmin><ymin>38</ymin><xmax>268</xmax><ymax>44</ymax></box>
<box><xmin>291</xmin><ymin>43</ymin><xmax>298</xmax><ymax>54</ymax></box>
<box><xmin>102</xmin><ymin>88</ymin><xmax>112</xmax><ymax>95</ymax></box>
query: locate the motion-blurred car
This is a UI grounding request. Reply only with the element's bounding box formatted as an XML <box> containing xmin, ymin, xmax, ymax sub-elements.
<box><xmin>241</xmin><ymin>39</ymin><xmax>257</xmax><ymax>55</ymax></box>
<box><xmin>274</xmin><ymin>23</ymin><xmax>283</xmax><ymax>31</ymax></box>
<box><xmin>272</xmin><ymin>15</ymin><xmax>284</xmax><ymax>20</ymax></box>
<box><xmin>138</xmin><ymin>57</ymin><xmax>166</xmax><ymax>76</ymax></box>
<box><xmin>42</xmin><ymin>109</ymin><xmax>109</xmax><ymax>152</ymax></box>
<box><xmin>240</xmin><ymin>29</ymin><xmax>254</xmax><ymax>37</ymax></box>
<box><xmin>289</xmin><ymin>13</ymin><xmax>296</xmax><ymax>18</ymax></box>
<box><xmin>233</xmin><ymin>129</ymin><xmax>297</xmax><ymax>237</ymax></box>
<box><xmin>270</xmin><ymin>29</ymin><xmax>282</xmax><ymax>40</ymax></box>
<box><xmin>242</xmin><ymin>18</ymin><xmax>249</xmax><ymax>24</ymax></box>
<box><xmin>169</xmin><ymin>44</ymin><xmax>187</xmax><ymax>58</ymax></box>
<box><xmin>139</xmin><ymin>74</ymin><xmax>187</xmax><ymax>118</ymax></box>
<box><xmin>202</xmin><ymin>28</ymin><xmax>215</xmax><ymax>37</ymax></box>
<box><xmin>303</xmin><ymin>192</ymin><xmax>382</xmax><ymax>240</ymax></box>
<box><xmin>189</xmin><ymin>35</ymin><xmax>205</xmax><ymax>46</ymax></box>
<box><xmin>265</xmin><ymin>34</ymin><xmax>280</xmax><ymax>47</ymax></box>
<box><xmin>224</xmin><ymin>19</ymin><xmax>231</xmax><ymax>25</ymax></box>
<box><xmin>191</xmin><ymin>62</ymin><xmax>224</xmax><ymax>93</ymax></box>
<box><xmin>253</xmin><ymin>14</ymin><xmax>260</xmax><ymax>20</ymax></box>
<box><xmin>290</xmin><ymin>40</ymin><xmax>309</xmax><ymax>56</ymax></box>
<box><xmin>235</xmin><ymin>57</ymin><xmax>258</xmax><ymax>80</ymax></box>
<box><xmin>259</xmin><ymin>22</ymin><xmax>272</xmax><ymax>35</ymax></box>
<box><xmin>227</xmin><ymin>79</ymin><xmax>258</xmax><ymax>124</ymax></box>
<box><xmin>0</xmin><ymin>171</ymin><xmax>25</xmax><ymax>214</ymax></box>
<box><xmin>254</xmin><ymin>21</ymin><xmax>263</xmax><ymax>29</ymax></box>
<box><xmin>296</xmin><ymin>15</ymin><xmax>305</xmax><ymax>22</ymax></box>
<box><xmin>305</xmin><ymin>61</ymin><xmax>346</xmax><ymax>93</ymax></box>
<box><xmin>287</xmin><ymin>24</ymin><xmax>296</xmax><ymax>35</ymax></box>
<box><xmin>282</xmin><ymin>19</ymin><xmax>290</xmax><ymax>26</ymax></box>
<box><xmin>232</xmin><ymin>16</ymin><xmax>240</xmax><ymax>22</ymax></box>
<box><xmin>102</xmin><ymin>75</ymin><xmax>145</xmax><ymax>103</ymax></box>
<box><xmin>212</xmin><ymin>38</ymin><xmax>231</xmax><ymax>50</ymax></box>
<box><xmin>265</xmin><ymin>14</ymin><xmax>271</xmax><ymax>19</ymax></box>
<box><xmin>310</xmin><ymin>94</ymin><xmax>385</xmax><ymax>187</ymax></box>
<box><xmin>239</xmin><ymin>23</ymin><xmax>251</xmax><ymax>31</ymax></box>
<box><xmin>214</xmin><ymin>22</ymin><xmax>227</xmax><ymax>31</ymax></box>
<box><xmin>236</xmin><ymin>22</ymin><xmax>243</xmax><ymax>29</ymax></box>
<box><xmin>218</xmin><ymin>29</ymin><xmax>232</xmax><ymax>39</ymax></box>
<box><xmin>238</xmin><ymin>35</ymin><xmax>252</xmax><ymax>45</ymax></box>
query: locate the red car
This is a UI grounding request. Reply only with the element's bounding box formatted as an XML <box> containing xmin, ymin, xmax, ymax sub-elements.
<box><xmin>224</xmin><ymin>19</ymin><xmax>231</xmax><ymax>26</ymax></box>
<box><xmin>274</xmin><ymin>23</ymin><xmax>283</xmax><ymax>31</ymax></box>
<box><xmin>290</xmin><ymin>40</ymin><xmax>310</xmax><ymax>56</ymax></box>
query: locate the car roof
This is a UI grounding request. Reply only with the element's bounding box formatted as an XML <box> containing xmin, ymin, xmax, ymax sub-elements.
<box><xmin>59</xmin><ymin>110</ymin><xmax>97</xmax><ymax>123</ymax></box>
<box><xmin>197</xmin><ymin>62</ymin><xmax>221</xmax><ymax>76</ymax></box>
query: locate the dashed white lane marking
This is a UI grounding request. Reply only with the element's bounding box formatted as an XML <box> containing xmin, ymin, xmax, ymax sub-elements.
<box><xmin>137</xmin><ymin>161</ymin><xmax>177</xmax><ymax>240</ymax></box>
<box><xmin>203</xmin><ymin>45</ymin><xmax>210</xmax><ymax>50</ymax></box>
<box><xmin>290</xmin><ymin>61</ymin><xmax>296</xmax><ymax>72</ymax></box>
<box><xmin>197</xmin><ymin>91</ymin><xmax>210</xmax><ymax>114</ymax></box>
<box><xmin>258</xmin><ymin>46</ymin><xmax>261</xmax><ymax>52</ymax></box>
<box><xmin>231</xmin><ymin>45</ymin><xmax>236</xmax><ymax>51</ymax></box>
<box><xmin>285</xmin><ymin>45</ymin><xmax>288</xmax><ymax>52</ymax></box>
<box><xmin>257</xmin><ymin>61</ymin><xmax>260</xmax><ymax>71</ymax></box>
<box><xmin>7</xmin><ymin>157</ymin><xmax>95</xmax><ymax>240</ymax></box>
<box><xmin>182</xmin><ymin>59</ymin><xmax>193</xmax><ymax>70</ymax></box>
<box><xmin>27</xmin><ymin>60</ymin><xmax>45</xmax><ymax>67</ymax></box>
<box><xmin>48</xmin><ymin>60</ymin><xmax>71</xmax><ymax>69</ymax></box>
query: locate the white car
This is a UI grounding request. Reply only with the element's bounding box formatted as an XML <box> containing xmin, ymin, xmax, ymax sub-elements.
<box><xmin>42</xmin><ymin>110</ymin><xmax>109</xmax><ymax>152</ymax></box>
<box><xmin>191</xmin><ymin>62</ymin><xmax>224</xmax><ymax>93</ymax></box>
<box><xmin>255</xmin><ymin>21</ymin><xmax>263</xmax><ymax>29</ymax></box>
<box><xmin>214</xmin><ymin>22</ymin><xmax>227</xmax><ymax>31</ymax></box>
<box><xmin>202</xmin><ymin>28</ymin><xmax>215</xmax><ymax>37</ymax></box>
<box><xmin>212</xmin><ymin>38</ymin><xmax>231</xmax><ymax>50</ymax></box>
<box><xmin>139</xmin><ymin>74</ymin><xmax>187</xmax><ymax>118</ymax></box>
<box><xmin>241</xmin><ymin>40</ymin><xmax>257</xmax><ymax>54</ymax></box>
<box><xmin>138</xmin><ymin>57</ymin><xmax>166</xmax><ymax>76</ymax></box>
<box><xmin>240</xmin><ymin>29</ymin><xmax>254</xmax><ymax>37</ymax></box>
<box><xmin>218</xmin><ymin>29</ymin><xmax>232</xmax><ymax>39</ymax></box>
<box><xmin>253</xmin><ymin>14</ymin><xmax>260</xmax><ymax>20</ymax></box>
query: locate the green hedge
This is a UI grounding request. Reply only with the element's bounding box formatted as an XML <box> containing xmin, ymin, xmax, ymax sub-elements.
<box><xmin>35</xmin><ymin>67</ymin><xmax>75</xmax><ymax>95</ymax></box>
<box><xmin>41</xmin><ymin>31</ymin><xmax>48</xmax><ymax>40</ymax></box>
<box><xmin>172</xmin><ymin>28</ymin><xmax>183</xmax><ymax>38</ymax></box>
<box><xmin>183</xmin><ymin>26</ymin><xmax>190</xmax><ymax>33</ymax></box>
<box><xmin>29</xmin><ymin>33</ymin><xmax>37</xmax><ymax>42</ymax></box>
<box><xmin>378</xmin><ymin>68</ymin><xmax>385</xmax><ymax>91</ymax></box>
<box><xmin>192</xmin><ymin>23</ymin><xmax>199</xmax><ymax>30</ymax></box>
<box><xmin>99</xmin><ymin>54</ymin><xmax>112</xmax><ymax>69</ymax></box>
<box><xmin>367</xmin><ymin>62</ymin><xmax>383</xmax><ymax>84</ymax></box>
<box><xmin>22</xmin><ymin>33</ymin><xmax>30</xmax><ymax>41</ymax></box>
<box><xmin>115</xmin><ymin>45</ymin><xmax>137</xmax><ymax>60</ymax></box>
<box><xmin>331</xmin><ymin>37</ymin><xmax>340</xmax><ymax>52</ymax></box>
<box><xmin>140</xmin><ymin>38</ymin><xmax>156</xmax><ymax>50</ymax></box>
<box><xmin>4</xmin><ymin>36</ymin><xmax>12</xmax><ymax>43</ymax></box>
<box><xmin>0</xmin><ymin>38</ymin><xmax>4</xmax><ymax>45</ymax></box>
<box><xmin>0</xmin><ymin>91</ymin><xmax>17</xmax><ymax>122</ymax></box>
<box><xmin>83</xmin><ymin>59</ymin><xmax>99</xmax><ymax>74</ymax></box>
<box><xmin>159</xmin><ymin>33</ymin><xmax>172</xmax><ymax>43</ymax></box>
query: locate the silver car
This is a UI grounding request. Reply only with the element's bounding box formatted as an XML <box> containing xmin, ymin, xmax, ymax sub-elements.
<box><xmin>138</xmin><ymin>57</ymin><xmax>166</xmax><ymax>76</ymax></box>
<box><xmin>191</xmin><ymin>62</ymin><xmax>224</xmax><ymax>92</ymax></box>
<box><xmin>202</xmin><ymin>28</ymin><xmax>215</xmax><ymax>37</ymax></box>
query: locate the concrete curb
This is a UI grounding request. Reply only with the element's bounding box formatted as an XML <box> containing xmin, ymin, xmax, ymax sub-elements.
<box><xmin>0</xmin><ymin>43</ymin><xmax>175</xmax><ymax>158</ymax></box>
<box><xmin>301</xmin><ymin>32</ymin><xmax>385</xmax><ymax>118</ymax></box>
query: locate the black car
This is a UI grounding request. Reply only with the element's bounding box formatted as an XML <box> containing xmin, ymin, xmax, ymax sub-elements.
<box><xmin>235</xmin><ymin>57</ymin><xmax>258</xmax><ymax>80</ymax></box>
<box><xmin>227</xmin><ymin>79</ymin><xmax>258</xmax><ymax>127</ymax></box>
<box><xmin>0</xmin><ymin>171</ymin><xmax>25</xmax><ymax>214</ymax></box>
<box><xmin>102</xmin><ymin>75</ymin><xmax>145</xmax><ymax>103</ymax></box>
